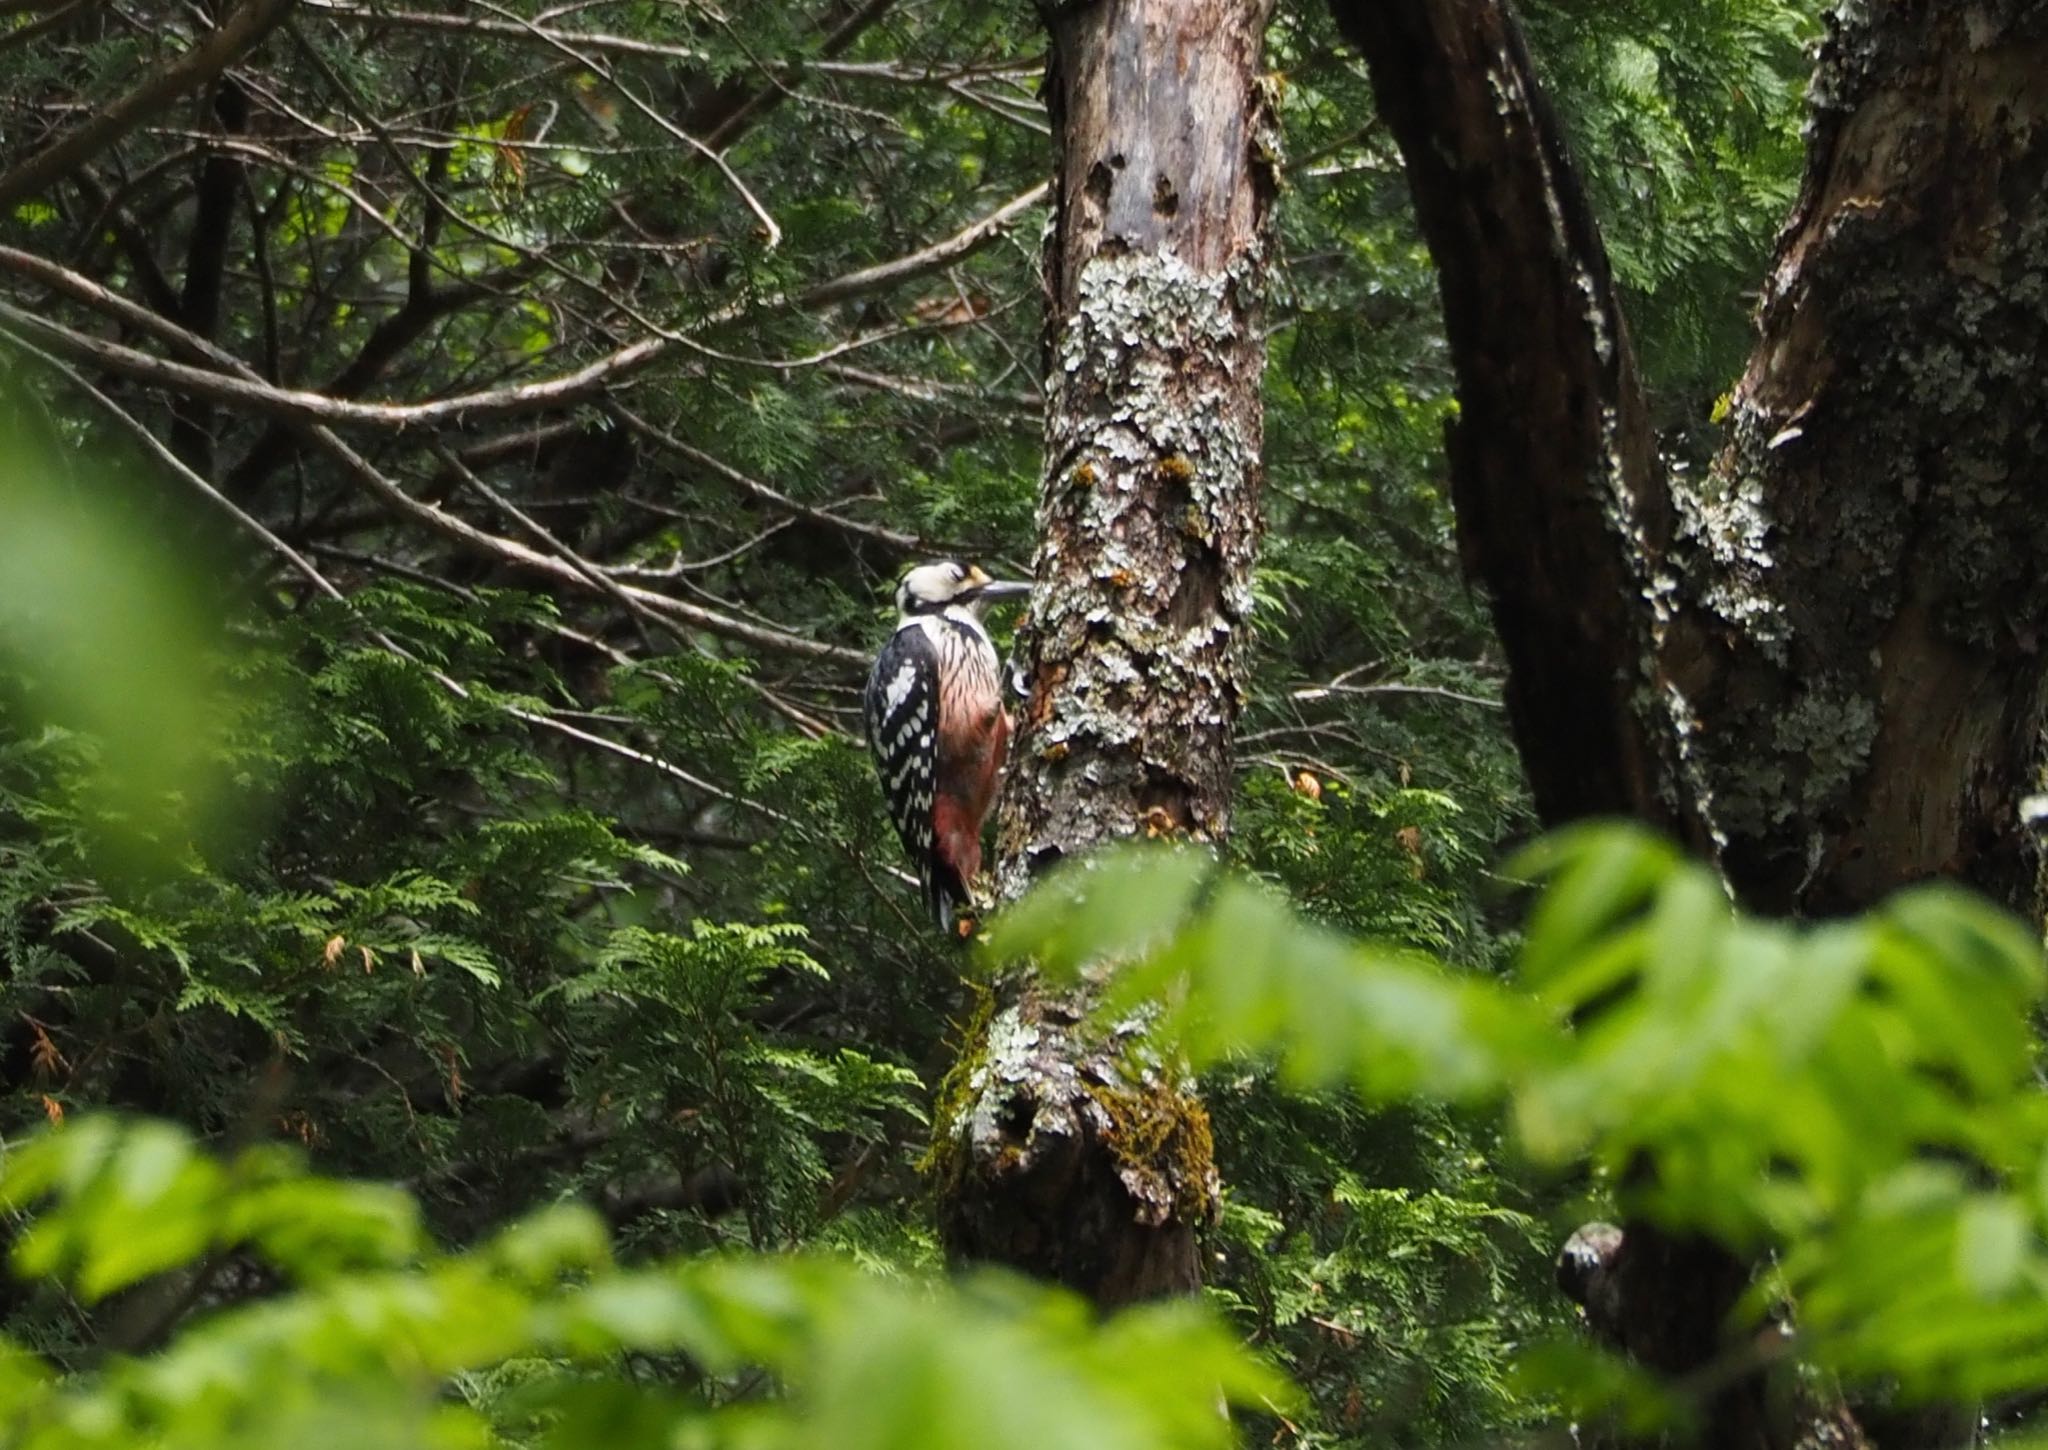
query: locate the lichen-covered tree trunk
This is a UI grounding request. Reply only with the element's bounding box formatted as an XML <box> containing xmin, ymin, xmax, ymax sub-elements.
<box><xmin>931</xmin><ymin>0</ymin><xmax>1276</xmax><ymax>1305</ymax></box>
<box><xmin>1672</xmin><ymin>3</ymin><xmax>2048</xmax><ymax>922</ymax></box>
<box><xmin>1331</xmin><ymin>0</ymin><xmax>2048</xmax><ymax>1443</ymax></box>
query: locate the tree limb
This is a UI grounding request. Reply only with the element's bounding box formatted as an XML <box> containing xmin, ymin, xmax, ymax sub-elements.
<box><xmin>0</xmin><ymin>181</ymin><xmax>1048</xmax><ymax>431</ymax></box>
<box><xmin>938</xmin><ymin>0</ymin><xmax>1276</xmax><ymax>1310</ymax></box>
<box><xmin>0</xmin><ymin>0</ymin><xmax>296</xmax><ymax>210</ymax></box>
<box><xmin>0</xmin><ymin>253</ymin><xmax>863</xmax><ymax>666</ymax></box>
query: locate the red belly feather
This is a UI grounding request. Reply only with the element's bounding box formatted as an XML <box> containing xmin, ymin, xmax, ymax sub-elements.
<box><xmin>933</xmin><ymin>672</ymin><xmax>1010</xmax><ymax>893</ymax></box>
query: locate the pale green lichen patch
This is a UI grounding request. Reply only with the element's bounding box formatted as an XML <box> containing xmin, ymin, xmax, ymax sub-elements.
<box><xmin>1678</xmin><ymin>461</ymin><xmax>1789</xmax><ymax>651</ymax></box>
<box><xmin>921</xmin><ymin>982</ymin><xmax>999</xmax><ymax>1187</ymax></box>
<box><xmin>1774</xmin><ymin>686</ymin><xmax>1879</xmax><ymax>818</ymax></box>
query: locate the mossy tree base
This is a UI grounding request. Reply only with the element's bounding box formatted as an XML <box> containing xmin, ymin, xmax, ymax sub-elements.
<box><xmin>932</xmin><ymin>983</ymin><xmax>1216</xmax><ymax>1305</ymax></box>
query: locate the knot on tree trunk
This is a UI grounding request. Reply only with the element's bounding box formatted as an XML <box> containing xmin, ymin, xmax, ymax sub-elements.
<box><xmin>932</xmin><ymin>988</ymin><xmax>1218</xmax><ymax>1306</ymax></box>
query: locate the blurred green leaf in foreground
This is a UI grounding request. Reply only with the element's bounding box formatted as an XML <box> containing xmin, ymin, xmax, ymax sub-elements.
<box><xmin>991</xmin><ymin>826</ymin><xmax>2048</xmax><ymax>1423</ymax></box>
<box><xmin>0</xmin><ymin>376</ymin><xmax>244</xmax><ymax>877</ymax></box>
<box><xmin>0</xmin><ymin>1117</ymin><xmax>1289</xmax><ymax>1450</ymax></box>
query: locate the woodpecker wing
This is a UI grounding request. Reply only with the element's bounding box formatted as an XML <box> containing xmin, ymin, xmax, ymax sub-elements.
<box><xmin>864</xmin><ymin>620</ymin><xmax>949</xmax><ymax>923</ymax></box>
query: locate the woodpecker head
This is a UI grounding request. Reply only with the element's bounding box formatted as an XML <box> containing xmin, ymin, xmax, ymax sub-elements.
<box><xmin>895</xmin><ymin>561</ymin><xmax>1030</xmax><ymax>618</ymax></box>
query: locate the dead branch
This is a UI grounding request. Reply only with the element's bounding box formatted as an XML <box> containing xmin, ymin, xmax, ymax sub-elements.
<box><xmin>0</xmin><ymin>0</ymin><xmax>297</xmax><ymax>210</ymax></box>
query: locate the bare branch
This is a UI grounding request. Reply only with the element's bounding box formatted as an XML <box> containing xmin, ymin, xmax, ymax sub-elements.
<box><xmin>0</xmin><ymin>298</ymin><xmax>670</xmax><ymax>428</ymax></box>
<box><xmin>801</xmin><ymin>181</ymin><xmax>1049</xmax><ymax>309</ymax></box>
<box><xmin>298</xmin><ymin>2</ymin><xmax>1017</xmax><ymax>87</ymax></box>
<box><xmin>457</xmin><ymin>0</ymin><xmax>783</xmax><ymax>248</ymax></box>
<box><xmin>0</xmin><ymin>252</ymin><xmax>863</xmax><ymax>666</ymax></box>
<box><xmin>1290</xmin><ymin>681</ymin><xmax>1502</xmax><ymax>710</ymax></box>
<box><xmin>0</xmin><ymin>181</ymin><xmax>1049</xmax><ymax>430</ymax></box>
<box><xmin>0</xmin><ymin>0</ymin><xmax>104</xmax><ymax>58</ymax></box>
<box><xmin>0</xmin><ymin>0</ymin><xmax>296</xmax><ymax>210</ymax></box>
<box><xmin>610</xmin><ymin>406</ymin><xmax>924</xmax><ymax>553</ymax></box>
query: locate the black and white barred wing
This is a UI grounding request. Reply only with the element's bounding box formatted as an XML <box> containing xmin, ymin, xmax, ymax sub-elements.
<box><xmin>863</xmin><ymin>621</ymin><xmax>940</xmax><ymax>899</ymax></box>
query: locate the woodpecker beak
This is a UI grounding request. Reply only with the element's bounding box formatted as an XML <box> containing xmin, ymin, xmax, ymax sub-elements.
<box><xmin>961</xmin><ymin>565</ymin><xmax>1029</xmax><ymax>601</ymax></box>
<box><xmin>975</xmin><ymin>579</ymin><xmax>1032</xmax><ymax>602</ymax></box>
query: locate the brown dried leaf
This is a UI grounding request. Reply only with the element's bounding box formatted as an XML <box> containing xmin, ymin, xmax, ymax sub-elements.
<box><xmin>24</xmin><ymin>1017</ymin><xmax>66</xmax><ymax>1082</ymax></box>
<box><xmin>1395</xmin><ymin>825</ymin><xmax>1426</xmax><ymax>880</ymax></box>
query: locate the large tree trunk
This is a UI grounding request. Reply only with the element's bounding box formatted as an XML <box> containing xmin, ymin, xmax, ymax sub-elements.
<box><xmin>931</xmin><ymin>0</ymin><xmax>1276</xmax><ymax>1306</ymax></box>
<box><xmin>1329</xmin><ymin>0</ymin><xmax>2048</xmax><ymax>1443</ymax></box>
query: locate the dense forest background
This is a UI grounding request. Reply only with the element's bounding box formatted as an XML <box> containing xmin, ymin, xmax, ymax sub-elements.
<box><xmin>8</xmin><ymin>1</ymin><xmax>2048</xmax><ymax>1446</ymax></box>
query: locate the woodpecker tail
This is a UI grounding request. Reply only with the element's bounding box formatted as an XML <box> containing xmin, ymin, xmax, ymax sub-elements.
<box><xmin>921</xmin><ymin>855</ymin><xmax>977</xmax><ymax>934</ymax></box>
<box><xmin>927</xmin><ymin>798</ymin><xmax>983</xmax><ymax>931</ymax></box>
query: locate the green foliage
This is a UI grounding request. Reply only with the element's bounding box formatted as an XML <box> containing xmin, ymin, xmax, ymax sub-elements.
<box><xmin>542</xmin><ymin>923</ymin><xmax>923</xmax><ymax>1248</ymax></box>
<box><xmin>1523</xmin><ymin>0</ymin><xmax>1823</xmax><ymax>423</ymax></box>
<box><xmin>0</xmin><ymin>1118</ymin><xmax>1286</xmax><ymax>1450</ymax></box>
<box><xmin>0</xmin><ymin>1117</ymin><xmax>419</xmax><ymax>1301</ymax></box>
<box><xmin>992</xmin><ymin>825</ymin><xmax>2048</xmax><ymax>1420</ymax></box>
<box><xmin>1205</xmin><ymin>1118</ymin><xmax>1554</xmax><ymax>1447</ymax></box>
<box><xmin>11</xmin><ymin>823</ymin><xmax>2044</xmax><ymax>1447</ymax></box>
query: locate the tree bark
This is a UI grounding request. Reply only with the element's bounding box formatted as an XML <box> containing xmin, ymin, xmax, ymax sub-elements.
<box><xmin>932</xmin><ymin>0</ymin><xmax>1277</xmax><ymax>1306</ymax></box>
<box><xmin>1678</xmin><ymin>1</ymin><xmax>2048</xmax><ymax>921</ymax></box>
<box><xmin>1330</xmin><ymin>0</ymin><xmax>2048</xmax><ymax>1443</ymax></box>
